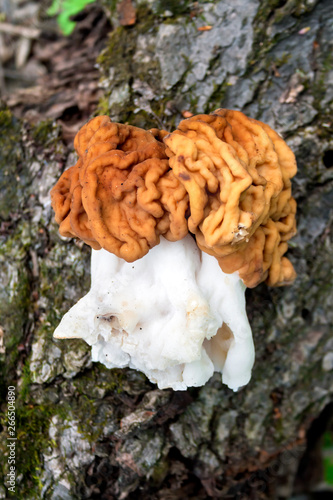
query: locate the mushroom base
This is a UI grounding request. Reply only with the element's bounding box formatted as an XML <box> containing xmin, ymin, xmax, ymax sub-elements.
<box><xmin>53</xmin><ymin>235</ymin><xmax>255</xmax><ymax>391</ymax></box>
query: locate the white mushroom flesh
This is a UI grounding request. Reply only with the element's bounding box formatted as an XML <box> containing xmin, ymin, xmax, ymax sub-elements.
<box><xmin>53</xmin><ymin>235</ymin><xmax>255</xmax><ymax>391</ymax></box>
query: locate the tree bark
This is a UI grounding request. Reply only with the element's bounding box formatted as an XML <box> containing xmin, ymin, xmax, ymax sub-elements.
<box><xmin>0</xmin><ymin>0</ymin><xmax>333</xmax><ymax>498</ymax></box>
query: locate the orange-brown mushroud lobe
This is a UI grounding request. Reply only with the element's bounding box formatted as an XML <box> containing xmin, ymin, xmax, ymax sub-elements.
<box><xmin>163</xmin><ymin>109</ymin><xmax>297</xmax><ymax>287</ymax></box>
<box><xmin>51</xmin><ymin>116</ymin><xmax>188</xmax><ymax>261</ymax></box>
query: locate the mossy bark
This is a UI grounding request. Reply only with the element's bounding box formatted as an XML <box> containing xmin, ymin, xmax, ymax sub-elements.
<box><xmin>1</xmin><ymin>0</ymin><xmax>333</xmax><ymax>498</ymax></box>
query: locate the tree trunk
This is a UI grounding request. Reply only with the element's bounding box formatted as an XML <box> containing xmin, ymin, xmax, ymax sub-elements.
<box><xmin>0</xmin><ymin>0</ymin><xmax>332</xmax><ymax>498</ymax></box>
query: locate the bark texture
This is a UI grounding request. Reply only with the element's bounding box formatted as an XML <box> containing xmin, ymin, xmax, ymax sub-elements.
<box><xmin>0</xmin><ymin>0</ymin><xmax>332</xmax><ymax>499</ymax></box>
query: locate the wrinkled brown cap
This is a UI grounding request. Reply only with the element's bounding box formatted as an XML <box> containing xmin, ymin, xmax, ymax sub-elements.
<box><xmin>51</xmin><ymin>116</ymin><xmax>188</xmax><ymax>261</ymax></box>
<box><xmin>164</xmin><ymin>109</ymin><xmax>297</xmax><ymax>287</ymax></box>
<box><xmin>51</xmin><ymin>110</ymin><xmax>297</xmax><ymax>288</ymax></box>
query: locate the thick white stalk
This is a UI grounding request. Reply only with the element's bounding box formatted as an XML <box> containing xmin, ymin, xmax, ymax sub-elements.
<box><xmin>54</xmin><ymin>235</ymin><xmax>255</xmax><ymax>391</ymax></box>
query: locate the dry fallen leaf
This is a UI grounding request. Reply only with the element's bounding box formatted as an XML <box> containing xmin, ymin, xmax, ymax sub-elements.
<box><xmin>117</xmin><ymin>0</ymin><xmax>136</xmax><ymax>27</ymax></box>
<box><xmin>181</xmin><ymin>110</ymin><xmax>194</xmax><ymax>118</ymax></box>
<box><xmin>298</xmin><ymin>26</ymin><xmax>311</xmax><ymax>35</ymax></box>
<box><xmin>15</xmin><ymin>37</ymin><xmax>31</xmax><ymax>68</ymax></box>
<box><xmin>4</xmin><ymin>5</ymin><xmax>109</xmax><ymax>142</ymax></box>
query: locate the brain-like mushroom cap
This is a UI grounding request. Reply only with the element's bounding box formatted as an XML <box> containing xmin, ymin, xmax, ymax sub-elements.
<box><xmin>163</xmin><ymin>109</ymin><xmax>297</xmax><ymax>287</ymax></box>
<box><xmin>51</xmin><ymin>116</ymin><xmax>189</xmax><ymax>261</ymax></box>
<box><xmin>52</xmin><ymin>111</ymin><xmax>297</xmax><ymax>288</ymax></box>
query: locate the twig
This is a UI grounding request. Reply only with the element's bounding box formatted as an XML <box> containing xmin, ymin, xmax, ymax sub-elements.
<box><xmin>3</xmin><ymin>67</ymin><xmax>36</xmax><ymax>81</ymax></box>
<box><xmin>0</xmin><ymin>22</ymin><xmax>40</xmax><ymax>39</ymax></box>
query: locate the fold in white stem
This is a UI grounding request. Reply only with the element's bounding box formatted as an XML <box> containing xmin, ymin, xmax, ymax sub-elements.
<box><xmin>54</xmin><ymin>235</ymin><xmax>255</xmax><ymax>391</ymax></box>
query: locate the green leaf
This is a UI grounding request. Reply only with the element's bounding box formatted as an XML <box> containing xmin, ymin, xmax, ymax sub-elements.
<box><xmin>323</xmin><ymin>432</ymin><xmax>333</xmax><ymax>486</ymax></box>
<box><xmin>324</xmin><ymin>456</ymin><xmax>333</xmax><ymax>485</ymax></box>
<box><xmin>47</xmin><ymin>0</ymin><xmax>62</xmax><ymax>16</ymax></box>
<box><xmin>47</xmin><ymin>0</ymin><xmax>96</xmax><ymax>36</ymax></box>
<box><xmin>57</xmin><ymin>11</ymin><xmax>76</xmax><ymax>35</ymax></box>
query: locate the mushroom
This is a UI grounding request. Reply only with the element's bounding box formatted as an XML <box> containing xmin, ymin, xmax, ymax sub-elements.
<box><xmin>51</xmin><ymin>116</ymin><xmax>188</xmax><ymax>261</ymax></box>
<box><xmin>53</xmin><ymin>235</ymin><xmax>254</xmax><ymax>391</ymax></box>
<box><xmin>51</xmin><ymin>111</ymin><xmax>297</xmax><ymax>390</ymax></box>
<box><xmin>164</xmin><ymin>109</ymin><xmax>297</xmax><ymax>287</ymax></box>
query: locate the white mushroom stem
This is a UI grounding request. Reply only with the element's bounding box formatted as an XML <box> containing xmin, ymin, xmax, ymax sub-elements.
<box><xmin>53</xmin><ymin>235</ymin><xmax>255</xmax><ymax>391</ymax></box>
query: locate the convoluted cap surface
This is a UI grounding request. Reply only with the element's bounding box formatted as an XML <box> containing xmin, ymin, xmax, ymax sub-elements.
<box><xmin>51</xmin><ymin>116</ymin><xmax>188</xmax><ymax>261</ymax></box>
<box><xmin>52</xmin><ymin>110</ymin><xmax>297</xmax><ymax>288</ymax></box>
<box><xmin>164</xmin><ymin>109</ymin><xmax>297</xmax><ymax>287</ymax></box>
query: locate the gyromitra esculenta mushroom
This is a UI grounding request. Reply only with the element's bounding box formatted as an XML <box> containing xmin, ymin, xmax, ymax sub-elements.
<box><xmin>51</xmin><ymin>110</ymin><xmax>297</xmax><ymax>391</ymax></box>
